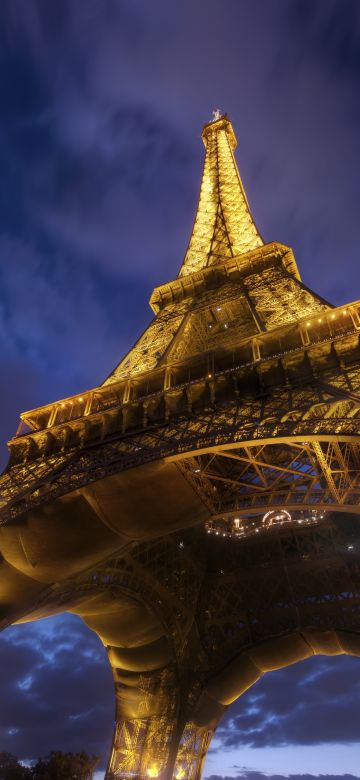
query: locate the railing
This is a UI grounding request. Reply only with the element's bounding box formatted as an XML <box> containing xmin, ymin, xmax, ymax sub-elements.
<box><xmin>13</xmin><ymin>301</ymin><xmax>360</xmax><ymax>440</ymax></box>
<box><xmin>205</xmin><ymin>509</ymin><xmax>327</xmax><ymax>541</ymax></box>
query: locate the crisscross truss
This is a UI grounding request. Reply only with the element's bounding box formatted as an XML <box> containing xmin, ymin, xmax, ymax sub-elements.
<box><xmin>2</xmin><ymin>112</ymin><xmax>360</xmax><ymax>780</ymax></box>
<box><xmin>178</xmin><ymin>439</ymin><xmax>360</xmax><ymax>529</ymax></box>
<box><xmin>108</xmin><ymin>667</ymin><xmax>178</xmax><ymax>780</ymax></box>
<box><xmin>174</xmin><ymin>723</ymin><xmax>213</xmax><ymax>780</ymax></box>
<box><xmin>178</xmin><ymin>115</ymin><xmax>263</xmax><ymax>276</ymax></box>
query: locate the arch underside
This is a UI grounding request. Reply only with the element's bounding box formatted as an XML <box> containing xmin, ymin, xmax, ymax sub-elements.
<box><xmin>94</xmin><ymin>526</ymin><xmax>360</xmax><ymax>779</ymax></box>
<box><xmin>95</xmin><ymin>518</ymin><xmax>360</xmax><ymax>779</ymax></box>
<box><xmin>2</xmin><ymin>385</ymin><xmax>360</xmax><ymax>524</ymax></box>
<box><xmin>7</xmin><ymin>510</ymin><xmax>360</xmax><ymax>780</ymax></box>
<box><xmin>1</xmin><ymin>369</ymin><xmax>360</xmax><ymax>779</ymax></box>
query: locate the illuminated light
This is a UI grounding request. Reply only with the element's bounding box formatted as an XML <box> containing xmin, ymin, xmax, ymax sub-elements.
<box><xmin>194</xmin><ymin>468</ymin><xmax>201</xmax><ymax>473</ymax></box>
<box><xmin>208</xmin><ymin>373</ymin><xmax>212</xmax><ymax>379</ymax></box>
<box><xmin>343</xmin><ymin>309</ymin><xmax>347</xmax><ymax>315</ymax></box>
<box><xmin>61</xmin><ymin>403</ymin><xmax>65</xmax><ymax>408</ymax></box>
<box><xmin>263</xmin><ymin>509</ymin><xmax>292</xmax><ymax>526</ymax></box>
<box><xmin>208</xmin><ymin>323</ymin><xmax>213</xmax><ymax>329</ymax></box>
<box><xmin>216</xmin><ymin>306</ymin><xmax>222</xmax><ymax>312</ymax></box>
<box><xmin>234</xmin><ymin>517</ymin><xmax>240</xmax><ymax>529</ymax></box>
<box><xmin>176</xmin><ymin>769</ymin><xmax>186</xmax><ymax>780</ymax></box>
<box><xmin>224</xmin><ymin>323</ymin><xmax>229</xmax><ymax>329</ymax></box>
<box><xmin>318</xmin><ymin>318</ymin><xmax>322</xmax><ymax>323</ymax></box>
<box><xmin>147</xmin><ymin>766</ymin><xmax>158</xmax><ymax>778</ymax></box>
<box><xmin>306</xmin><ymin>321</ymin><xmax>311</xmax><ymax>327</ymax></box>
<box><xmin>79</xmin><ymin>397</ymin><xmax>83</xmax><ymax>402</ymax></box>
<box><xmin>331</xmin><ymin>314</ymin><xmax>336</xmax><ymax>319</ymax></box>
<box><xmin>348</xmin><ymin>544</ymin><xmax>354</xmax><ymax>550</ymax></box>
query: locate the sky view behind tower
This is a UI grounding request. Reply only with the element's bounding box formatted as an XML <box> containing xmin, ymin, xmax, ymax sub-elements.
<box><xmin>0</xmin><ymin>1</ymin><xmax>360</xmax><ymax>778</ymax></box>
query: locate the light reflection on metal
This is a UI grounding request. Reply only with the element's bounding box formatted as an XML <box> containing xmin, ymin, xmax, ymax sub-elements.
<box><xmin>147</xmin><ymin>765</ymin><xmax>158</xmax><ymax>778</ymax></box>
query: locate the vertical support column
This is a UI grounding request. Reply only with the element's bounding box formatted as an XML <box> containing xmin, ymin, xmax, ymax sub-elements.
<box><xmin>105</xmin><ymin>663</ymin><xmax>183</xmax><ymax>780</ymax></box>
<box><xmin>172</xmin><ymin>721</ymin><xmax>216</xmax><ymax>780</ymax></box>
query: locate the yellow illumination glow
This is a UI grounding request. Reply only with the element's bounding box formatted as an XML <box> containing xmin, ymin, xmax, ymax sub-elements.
<box><xmin>306</xmin><ymin>322</ymin><xmax>311</xmax><ymax>327</ymax></box>
<box><xmin>331</xmin><ymin>314</ymin><xmax>335</xmax><ymax>319</ymax></box>
<box><xmin>343</xmin><ymin>309</ymin><xmax>347</xmax><ymax>314</ymax></box>
<box><xmin>318</xmin><ymin>318</ymin><xmax>322</xmax><ymax>323</ymax></box>
<box><xmin>178</xmin><ymin>117</ymin><xmax>263</xmax><ymax>277</ymax></box>
<box><xmin>147</xmin><ymin>765</ymin><xmax>158</xmax><ymax>778</ymax></box>
<box><xmin>176</xmin><ymin>768</ymin><xmax>185</xmax><ymax>779</ymax></box>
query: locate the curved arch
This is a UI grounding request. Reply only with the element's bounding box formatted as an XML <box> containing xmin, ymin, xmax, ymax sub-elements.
<box><xmin>2</xmin><ymin>512</ymin><xmax>360</xmax><ymax>780</ymax></box>
<box><xmin>172</xmin><ymin>630</ymin><xmax>360</xmax><ymax>780</ymax></box>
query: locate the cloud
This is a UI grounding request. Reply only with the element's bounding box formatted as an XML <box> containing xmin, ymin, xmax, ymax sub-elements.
<box><xmin>0</xmin><ymin>614</ymin><xmax>114</xmax><ymax>768</ymax></box>
<box><xmin>205</xmin><ymin>774</ymin><xmax>360</xmax><ymax>780</ymax></box>
<box><xmin>215</xmin><ymin>655</ymin><xmax>360</xmax><ymax>749</ymax></box>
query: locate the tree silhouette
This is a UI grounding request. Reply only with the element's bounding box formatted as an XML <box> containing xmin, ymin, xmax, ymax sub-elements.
<box><xmin>31</xmin><ymin>751</ymin><xmax>99</xmax><ymax>780</ymax></box>
<box><xmin>0</xmin><ymin>753</ymin><xmax>31</xmax><ymax>780</ymax></box>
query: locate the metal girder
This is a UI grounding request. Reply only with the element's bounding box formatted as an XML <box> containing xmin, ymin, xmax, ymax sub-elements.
<box><xmin>177</xmin><ymin>440</ymin><xmax>360</xmax><ymax>523</ymax></box>
<box><xmin>2</xmin><ymin>114</ymin><xmax>360</xmax><ymax>780</ymax></box>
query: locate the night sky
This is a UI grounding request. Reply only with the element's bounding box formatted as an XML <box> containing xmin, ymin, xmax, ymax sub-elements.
<box><xmin>0</xmin><ymin>1</ymin><xmax>360</xmax><ymax>778</ymax></box>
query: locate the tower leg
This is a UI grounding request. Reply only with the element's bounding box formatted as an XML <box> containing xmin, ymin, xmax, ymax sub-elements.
<box><xmin>105</xmin><ymin>664</ymin><xmax>184</xmax><ymax>780</ymax></box>
<box><xmin>104</xmin><ymin>660</ymin><xmax>222</xmax><ymax>780</ymax></box>
<box><xmin>172</xmin><ymin>721</ymin><xmax>215</xmax><ymax>780</ymax></box>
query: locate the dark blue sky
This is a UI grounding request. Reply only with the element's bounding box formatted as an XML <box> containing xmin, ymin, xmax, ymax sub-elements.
<box><xmin>0</xmin><ymin>1</ymin><xmax>360</xmax><ymax>777</ymax></box>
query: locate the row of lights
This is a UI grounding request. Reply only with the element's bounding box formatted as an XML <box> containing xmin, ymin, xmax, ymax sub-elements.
<box><xmin>205</xmin><ymin>509</ymin><xmax>325</xmax><ymax>540</ymax></box>
<box><xmin>60</xmin><ymin>397</ymin><xmax>84</xmax><ymax>409</ymax></box>
<box><xmin>208</xmin><ymin>307</ymin><xmax>352</xmax><ymax>333</ymax></box>
<box><xmin>306</xmin><ymin>310</ymin><xmax>348</xmax><ymax>328</ymax></box>
<box><xmin>208</xmin><ymin>322</ymin><xmax>229</xmax><ymax>329</ymax></box>
<box><xmin>51</xmin><ymin>309</ymin><xmax>356</xmax><ymax>415</ymax></box>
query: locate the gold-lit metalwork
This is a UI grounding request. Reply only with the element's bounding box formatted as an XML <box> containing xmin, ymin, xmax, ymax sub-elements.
<box><xmin>178</xmin><ymin>114</ymin><xmax>263</xmax><ymax>276</ymax></box>
<box><xmin>1</xmin><ymin>113</ymin><xmax>360</xmax><ymax>780</ymax></box>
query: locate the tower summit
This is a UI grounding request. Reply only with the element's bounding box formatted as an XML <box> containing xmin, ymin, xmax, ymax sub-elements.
<box><xmin>102</xmin><ymin>113</ymin><xmax>327</xmax><ymax>386</ymax></box>
<box><xmin>179</xmin><ymin>112</ymin><xmax>263</xmax><ymax>276</ymax></box>
<box><xmin>1</xmin><ymin>115</ymin><xmax>360</xmax><ymax>780</ymax></box>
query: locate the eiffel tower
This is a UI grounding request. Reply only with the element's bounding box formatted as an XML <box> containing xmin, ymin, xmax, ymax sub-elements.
<box><xmin>1</xmin><ymin>112</ymin><xmax>360</xmax><ymax>780</ymax></box>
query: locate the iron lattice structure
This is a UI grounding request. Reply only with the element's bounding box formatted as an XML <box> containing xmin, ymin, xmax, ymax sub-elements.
<box><xmin>1</xmin><ymin>114</ymin><xmax>360</xmax><ymax>779</ymax></box>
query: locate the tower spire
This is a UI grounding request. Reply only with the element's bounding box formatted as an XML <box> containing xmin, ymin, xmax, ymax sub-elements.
<box><xmin>178</xmin><ymin>113</ymin><xmax>263</xmax><ymax>277</ymax></box>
